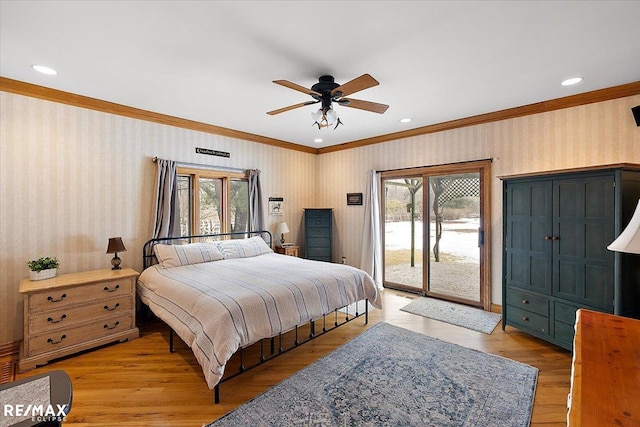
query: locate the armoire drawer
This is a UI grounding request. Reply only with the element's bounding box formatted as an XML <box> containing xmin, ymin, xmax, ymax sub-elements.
<box><xmin>505</xmin><ymin>288</ymin><xmax>549</xmax><ymax>317</ymax></box>
<box><xmin>506</xmin><ymin>305</ymin><xmax>550</xmax><ymax>335</ymax></box>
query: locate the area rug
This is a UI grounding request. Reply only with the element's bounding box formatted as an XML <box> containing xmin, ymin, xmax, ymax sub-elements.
<box><xmin>207</xmin><ymin>322</ymin><xmax>538</xmax><ymax>427</ymax></box>
<box><xmin>400</xmin><ymin>297</ymin><xmax>502</xmax><ymax>334</ymax></box>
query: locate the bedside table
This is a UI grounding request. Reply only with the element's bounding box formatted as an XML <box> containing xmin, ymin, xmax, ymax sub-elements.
<box><xmin>19</xmin><ymin>268</ymin><xmax>140</xmax><ymax>372</ymax></box>
<box><xmin>276</xmin><ymin>245</ymin><xmax>299</xmax><ymax>257</ymax></box>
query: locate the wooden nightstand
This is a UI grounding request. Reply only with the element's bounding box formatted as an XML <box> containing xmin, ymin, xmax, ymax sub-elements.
<box><xmin>19</xmin><ymin>268</ymin><xmax>140</xmax><ymax>372</ymax></box>
<box><xmin>276</xmin><ymin>245</ymin><xmax>299</xmax><ymax>257</ymax></box>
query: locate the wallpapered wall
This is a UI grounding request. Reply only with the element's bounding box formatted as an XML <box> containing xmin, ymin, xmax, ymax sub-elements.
<box><xmin>0</xmin><ymin>92</ymin><xmax>318</xmax><ymax>343</ymax></box>
<box><xmin>1</xmin><ymin>91</ymin><xmax>639</xmax><ymax>344</ymax></box>
<box><xmin>317</xmin><ymin>95</ymin><xmax>640</xmax><ymax>306</ymax></box>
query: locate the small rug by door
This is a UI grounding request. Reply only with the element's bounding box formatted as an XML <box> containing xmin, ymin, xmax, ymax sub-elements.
<box><xmin>401</xmin><ymin>297</ymin><xmax>502</xmax><ymax>334</ymax></box>
<box><xmin>207</xmin><ymin>322</ymin><xmax>537</xmax><ymax>427</ymax></box>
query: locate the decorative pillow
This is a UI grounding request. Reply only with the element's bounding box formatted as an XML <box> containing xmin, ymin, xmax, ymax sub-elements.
<box><xmin>154</xmin><ymin>242</ymin><xmax>225</xmax><ymax>268</ymax></box>
<box><xmin>215</xmin><ymin>236</ymin><xmax>273</xmax><ymax>259</ymax></box>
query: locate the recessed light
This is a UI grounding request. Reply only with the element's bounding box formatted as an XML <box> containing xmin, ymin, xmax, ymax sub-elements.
<box><xmin>314</xmin><ymin>138</ymin><xmax>323</xmax><ymax>143</ymax></box>
<box><xmin>32</xmin><ymin>65</ymin><xmax>57</xmax><ymax>75</ymax></box>
<box><xmin>561</xmin><ymin>77</ymin><xmax>583</xmax><ymax>86</ymax></box>
<box><xmin>400</xmin><ymin>118</ymin><xmax>412</xmax><ymax>123</ymax></box>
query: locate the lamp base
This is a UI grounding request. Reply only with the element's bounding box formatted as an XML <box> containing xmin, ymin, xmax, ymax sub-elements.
<box><xmin>111</xmin><ymin>254</ymin><xmax>122</xmax><ymax>270</ymax></box>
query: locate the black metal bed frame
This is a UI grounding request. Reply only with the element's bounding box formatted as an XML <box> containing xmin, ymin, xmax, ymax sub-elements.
<box><xmin>141</xmin><ymin>230</ymin><xmax>369</xmax><ymax>403</ymax></box>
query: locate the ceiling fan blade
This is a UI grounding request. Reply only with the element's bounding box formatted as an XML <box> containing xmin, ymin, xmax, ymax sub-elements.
<box><xmin>273</xmin><ymin>80</ymin><xmax>322</xmax><ymax>97</ymax></box>
<box><xmin>267</xmin><ymin>100</ymin><xmax>319</xmax><ymax>115</ymax></box>
<box><xmin>331</xmin><ymin>74</ymin><xmax>379</xmax><ymax>97</ymax></box>
<box><xmin>341</xmin><ymin>98</ymin><xmax>389</xmax><ymax>114</ymax></box>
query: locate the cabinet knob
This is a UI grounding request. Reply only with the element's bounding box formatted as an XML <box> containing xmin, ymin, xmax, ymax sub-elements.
<box><xmin>522</xmin><ymin>299</ymin><xmax>529</xmax><ymax>304</ymax></box>
<box><xmin>544</xmin><ymin>236</ymin><xmax>551</xmax><ymax>240</ymax></box>
<box><xmin>522</xmin><ymin>316</ymin><xmax>529</xmax><ymax>321</ymax></box>
<box><xmin>551</xmin><ymin>236</ymin><xmax>560</xmax><ymax>241</ymax></box>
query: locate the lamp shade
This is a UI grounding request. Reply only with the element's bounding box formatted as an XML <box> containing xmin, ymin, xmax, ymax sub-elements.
<box><xmin>106</xmin><ymin>237</ymin><xmax>127</xmax><ymax>254</ymax></box>
<box><xmin>275</xmin><ymin>222</ymin><xmax>290</xmax><ymax>235</ymax></box>
<box><xmin>607</xmin><ymin>200</ymin><xmax>640</xmax><ymax>254</ymax></box>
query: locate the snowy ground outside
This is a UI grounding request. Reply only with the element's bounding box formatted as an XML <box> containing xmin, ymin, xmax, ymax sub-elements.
<box><xmin>384</xmin><ymin>219</ymin><xmax>480</xmax><ymax>300</ymax></box>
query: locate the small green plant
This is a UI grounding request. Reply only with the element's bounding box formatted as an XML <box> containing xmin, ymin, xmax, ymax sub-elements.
<box><xmin>27</xmin><ymin>257</ymin><xmax>60</xmax><ymax>272</ymax></box>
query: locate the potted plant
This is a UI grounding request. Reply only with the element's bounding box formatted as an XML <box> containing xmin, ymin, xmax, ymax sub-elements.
<box><xmin>28</xmin><ymin>257</ymin><xmax>60</xmax><ymax>281</ymax></box>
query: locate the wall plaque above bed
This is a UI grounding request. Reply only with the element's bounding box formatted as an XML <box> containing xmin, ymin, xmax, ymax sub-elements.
<box><xmin>195</xmin><ymin>147</ymin><xmax>230</xmax><ymax>158</ymax></box>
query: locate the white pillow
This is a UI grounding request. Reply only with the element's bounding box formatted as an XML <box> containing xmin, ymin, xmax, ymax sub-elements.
<box><xmin>215</xmin><ymin>236</ymin><xmax>273</xmax><ymax>259</ymax></box>
<box><xmin>154</xmin><ymin>242</ymin><xmax>225</xmax><ymax>268</ymax></box>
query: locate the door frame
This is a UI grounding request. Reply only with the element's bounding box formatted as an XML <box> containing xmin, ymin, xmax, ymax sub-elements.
<box><xmin>381</xmin><ymin>159</ymin><xmax>492</xmax><ymax>310</ymax></box>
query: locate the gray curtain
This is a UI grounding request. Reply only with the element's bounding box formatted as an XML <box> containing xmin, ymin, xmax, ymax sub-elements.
<box><xmin>360</xmin><ymin>170</ymin><xmax>383</xmax><ymax>289</ymax></box>
<box><xmin>152</xmin><ymin>159</ymin><xmax>179</xmax><ymax>240</ymax></box>
<box><xmin>248</xmin><ymin>169</ymin><xmax>265</xmax><ymax>235</ymax></box>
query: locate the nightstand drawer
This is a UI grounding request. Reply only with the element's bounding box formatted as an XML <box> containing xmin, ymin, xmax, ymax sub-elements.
<box><xmin>28</xmin><ymin>278</ymin><xmax>134</xmax><ymax>312</ymax></box>
<box><xmin>30</xmin><ymin>296</ymin><xmax>133</xmax><ymax>332</ymax></box>
<box><xmin>27</xmin><ymin>313</ymin><xmax>134</xmax><ymax>357</ymax></box>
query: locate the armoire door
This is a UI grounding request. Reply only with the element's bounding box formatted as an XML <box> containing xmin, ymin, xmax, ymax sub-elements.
<box><xmin>552</xmin><ymin>175</ymin><xmax>615</xmax><ymax>310</ymax></box>
<box><xmin>504</xmin><ymin>180</ymin><xmax>553</xmax><ymax>295</ymax></box>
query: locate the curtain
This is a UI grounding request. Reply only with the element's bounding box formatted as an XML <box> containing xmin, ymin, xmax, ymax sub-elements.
<box><xmin>360</xmin><ymin>170</ymin><xmax>383</xmax><ymax>289</ymax></box>
<box><xmin>248</xmin><ymin>169</ymin><xmax>265</xmax><ymax>236</ymax></box>
<box><xmin>152</xmin><ymin>159</ymin><xmax>179</xmax><ymax>240</ymax></box>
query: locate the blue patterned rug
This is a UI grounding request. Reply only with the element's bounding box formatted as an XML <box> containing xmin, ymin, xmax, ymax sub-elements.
<box><xmin>208</xmin><ymin>322</ymin><xmax>538</xmax><ymax>427</ymax></box>
<box><xmin>401</xmin><ymin>297</ymin><xmax>502</xmax><ymax>334</ymax></box>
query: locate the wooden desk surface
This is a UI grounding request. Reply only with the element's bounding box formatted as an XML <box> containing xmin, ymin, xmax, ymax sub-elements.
<box><xmin>568</xmin><ymin>309</ymin><xmax>640</xmax><ymax>426</ymax></box>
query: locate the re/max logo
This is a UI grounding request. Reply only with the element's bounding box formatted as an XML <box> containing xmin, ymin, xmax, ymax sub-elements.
<box><xmin>3</xmin><ymin>403</ymin><xmax>68</xmax><ymax>418</ymax></box>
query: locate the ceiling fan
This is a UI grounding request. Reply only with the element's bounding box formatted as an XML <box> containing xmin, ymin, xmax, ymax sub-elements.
<box><xmin>267</xmin><ymin>74</ymin><xmax>389</xmax><ymax>129</ymax></box>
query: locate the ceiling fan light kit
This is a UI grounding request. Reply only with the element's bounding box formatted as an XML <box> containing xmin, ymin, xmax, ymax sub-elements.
<box><xmin>268</xmin><ymin>74</ymin><xmax>389</xmax><ymax>130</ymax></box>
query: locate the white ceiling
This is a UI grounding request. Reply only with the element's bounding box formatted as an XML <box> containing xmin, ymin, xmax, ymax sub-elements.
<box><xmin>1</xmin><ymin>1</ymin><xmax>639</xmax><ymax>149</ymax></box>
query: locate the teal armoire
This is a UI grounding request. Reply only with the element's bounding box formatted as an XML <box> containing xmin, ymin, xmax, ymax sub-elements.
<box><xmin>501</xmin><ymin>165</ymin><xmax>640</xmax><ymax>350</ymax></box>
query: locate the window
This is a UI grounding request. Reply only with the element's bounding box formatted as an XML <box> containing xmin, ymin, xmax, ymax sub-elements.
<box><xmin>176</xmin><ymin>168</ymin><xmax>249</xmax><ymax>237</ymax></box>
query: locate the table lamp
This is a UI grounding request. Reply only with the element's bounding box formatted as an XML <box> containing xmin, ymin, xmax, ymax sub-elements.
<box><xmin>275</xmin><ymin>222</ymin><xmax>289</xmax><ymax>247</ymax></box>
<box><xmin>106</xmin><ymin>237</ymin><xmax>127</xmax><ymax>270</ymax></box>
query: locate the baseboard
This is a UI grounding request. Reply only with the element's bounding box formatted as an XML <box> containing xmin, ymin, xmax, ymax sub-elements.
<box><xmin>490</xmin><ymin>303</ymin><xmax>502</xmax><ymax>314</ymax></box>
<box><xmin>0</xmin><ymin>341</ymin><xmax>20</xmax><ymax>384</ymax></box>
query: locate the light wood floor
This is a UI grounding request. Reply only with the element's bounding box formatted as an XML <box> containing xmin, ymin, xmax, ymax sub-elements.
<box><xmin>17</xmin><ymin>289</ymin><xmax>572</xmax><ymax>426</ymax></box>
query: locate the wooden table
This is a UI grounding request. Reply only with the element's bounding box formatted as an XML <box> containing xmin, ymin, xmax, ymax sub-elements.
<box><xmin>567</xmin><ymin>309</ymin><xmax>640</xmax><ymax>426</ymax></box>
<box><xmin>275</xmin><ymin>245</ymin><xmax>299</xmax><ymax>257</ymax></box>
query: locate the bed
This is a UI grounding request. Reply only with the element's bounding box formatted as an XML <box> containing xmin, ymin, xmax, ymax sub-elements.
<box><xmin>137</xmin><ymin>231</ymin><xmax>381</xmax><ymax>402</ymax></box>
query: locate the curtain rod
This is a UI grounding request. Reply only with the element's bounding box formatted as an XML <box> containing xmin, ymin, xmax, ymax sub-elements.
<box><xmin>152</xmin><ymin>156</ymin><xmax>249</xmax><ymax>173</ymax></box>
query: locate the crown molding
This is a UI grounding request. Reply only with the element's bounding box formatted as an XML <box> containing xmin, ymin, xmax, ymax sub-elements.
<box><xmin>0</xmin><ymin>77</ymin><xmax>318</xmax><ymax>155</ymax></box>
<box><xmin>2</xmin><ymin>77</ymin><xmax>638</xmax><ymax>156</ymax></box>
<box><xmin>318</xmin><ymin>81</ymin><xmax>640</xmax><ymax>154</ymax></box>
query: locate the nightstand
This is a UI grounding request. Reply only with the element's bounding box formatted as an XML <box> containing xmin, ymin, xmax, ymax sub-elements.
<box><xmin>19</xmin><ymin>268</ymin><xmax>140</xmax><ymax>372</ymax></box>
<box><xmin>276</xmin><ymin>245</ymin><xmax>299</xmax><ymax>257</ymax></box>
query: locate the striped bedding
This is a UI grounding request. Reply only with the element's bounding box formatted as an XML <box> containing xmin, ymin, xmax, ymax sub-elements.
<box><xmin>137</xmin><ymin>252</ymin><xmax>381</xmax><ymax>389</ymax></box>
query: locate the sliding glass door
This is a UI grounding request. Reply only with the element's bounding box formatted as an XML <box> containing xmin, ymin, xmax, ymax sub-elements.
<box><xmin>384</xmin><ymin>178</ymin><xmax>424</xmax><ymax>292</ymax></box>
<box><xmin>382</xmin><ymin>161</ymin><xmax>491</xmax><ymax>309</ymax></box>
<box><xmin>427</xmin><ymin>173</ymin><xmax>480</xmax><ymax>301</ymax></box>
